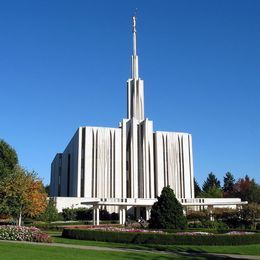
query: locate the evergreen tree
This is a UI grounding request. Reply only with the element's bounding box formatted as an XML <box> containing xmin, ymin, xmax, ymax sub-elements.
<box><xmin>202</xmin><ymin>186</ymin><xmax>223</xmax><ymax>198</ymax></box>
<box><xmin>38</xmin><ymin>198</ymin><xmax>59</xmax><ymax>223</ymax></box>
<box><xmin>223</xmin><ymin>172</ymin><xmax>235</xmax><ymax>196</ymax></box>
<box><xmin>149</xmin><ymin>186</ymin><xmax>187</xmax><ymax>229</ymax></box>
<box><xmin>202</xmin><ymin>172</ymin><xmax>221</xmax><ymax>192</ymax></box>
<box><xmin>194</xmin><ymin>178</ymin><xmax>202</xmax><ymax>197</ymax></box>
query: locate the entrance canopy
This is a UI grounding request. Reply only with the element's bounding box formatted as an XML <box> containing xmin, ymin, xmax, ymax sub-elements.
<box><xmin>80</xmin><ymin>197</ymin><xmax>247</xmax><ymax>226</ymax></box>
<box><xmin>81</xmin><ymin>198</ymin><xmax>157</xmax><ymax>207</ymax></box>
<box><xmin>81</xmin><ymin>198</ymin><xmax>156</xmax><ymax>225</ymax></box>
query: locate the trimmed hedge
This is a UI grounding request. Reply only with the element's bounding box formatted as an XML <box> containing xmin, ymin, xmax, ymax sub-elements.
<box><xmin>28</xmin><ymin>221</ymin><xmax>89</xmax><ymax>231</ymax></box>
<box><xmin>62</xmin><ymin>228</ymin><xmax>260</xmax><ymax>246</ymax></box>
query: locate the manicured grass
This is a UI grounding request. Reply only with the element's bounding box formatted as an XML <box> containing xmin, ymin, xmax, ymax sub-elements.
<box><xmin>0</xmin><ymin>242</ymin><xmax>185</xmax><ymax>260</ymax></box>
<box><xmin>49</xmin><ymin>231</ymin><xmax>260</xmax><ymax>256</ymax></box>
<box><xmin>156</xmin><ymin>244</ymin><xmax>260</xmax><ymax>256</ymax></box>
<box><xmin>50</xmin><ymin>231</ymin><xmax>151</xmax><ymax>250</ymax></box>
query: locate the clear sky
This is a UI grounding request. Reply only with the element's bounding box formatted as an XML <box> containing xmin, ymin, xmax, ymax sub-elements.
<box><xmin>0</xmin><ymin>0</ymin><xmax>259</xmax><ymax>187</ymax></box>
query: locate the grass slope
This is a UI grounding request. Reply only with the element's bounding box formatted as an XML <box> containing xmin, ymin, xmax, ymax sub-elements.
<box><xmin>49</xmin><ymin>232</ymin><xmax>260</xmax><ymax>256</ymax></box>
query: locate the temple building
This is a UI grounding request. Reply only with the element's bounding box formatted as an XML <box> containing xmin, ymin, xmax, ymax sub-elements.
<box><xmin>50</xmin><ymin>17</ymin><xmax>245</xmax><ymax>223</ymax></box>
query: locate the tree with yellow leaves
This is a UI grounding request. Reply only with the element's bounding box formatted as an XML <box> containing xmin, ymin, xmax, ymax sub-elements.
<box><xmin>0</xmin><ymin>166</ymin><xmax>47</xmax><ymax>225</ymax></box>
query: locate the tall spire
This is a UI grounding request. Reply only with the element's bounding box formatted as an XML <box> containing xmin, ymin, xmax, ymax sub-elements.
<box><xmin>132</xmin><ymin>15</ymin><xmax>139</xmax><ymax>79</ymax></box>
<box><xmin>127</xmin><ymin>14</ymin><xmax>144</xmax><ymax>122</ymax></box>
<box><xmin>132</xmin><ymin>15</ymin><xmax>137</xmax><ymax>56</ymax></box>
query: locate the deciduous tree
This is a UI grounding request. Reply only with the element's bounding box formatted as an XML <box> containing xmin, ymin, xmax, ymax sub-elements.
<box><xmin>0</xmin><ymin>166</ymin><xmax>47</xmax><ymax>225</ymax></box>
<box><xmin>239</xmin><ymin>203</ymin><xmax>260</xmax><ymax>229</ymax></box>
<box><xmin>233</xmin><ymin>175</ymin><xmax>260</xmax><ymax>203</ymax></box>
<box><xmin>0</xmin><ymin>139</ymin><xmax>18</xmax><ymax>179</ymax></box>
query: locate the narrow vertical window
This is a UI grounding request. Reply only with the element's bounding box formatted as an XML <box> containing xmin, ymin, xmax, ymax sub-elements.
<box><xmin>67</xmin><ymin>154</ymin><xmax>71</xmax><ymax>196</ymax></box>
<box><xmin>58</xmin><ymin>166</ymin><xmax>61</xmax><ymax>196</ymax></box>
<box><xmin>58</xmin><ymin>154</ymin><xmax>62</xmax><ymax>196</ymax></box>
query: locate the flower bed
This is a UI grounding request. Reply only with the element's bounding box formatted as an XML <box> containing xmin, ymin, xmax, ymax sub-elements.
<box><xmin>88</xmin><ymin>227</ymin><xmax>164</xmax><ymax>233</ymax></box>
<box><xmin>175</xmin><ymin>231</ymin><xmax>213</xmax><ymax>235</ymax></box>
<box><xmin>0</xmin><ymin>225</ymin><xmax>52</xmax><ymax>243</ymax></box>
<box><xmin>226</xmin><ymin>231</ymin><xmax>255</xmax><ymax>235</ymax></box>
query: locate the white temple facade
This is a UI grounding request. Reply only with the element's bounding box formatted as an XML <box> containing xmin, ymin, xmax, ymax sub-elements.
<box><xmin>50</xmin><ymin>17</ymin><xmax>245</xmax><ymax>220</ymax></box>
<box><xmin>50</xmin><ymin>16</ymin><xmax>194</xmax><ymax>203</ymax></box>
<box><xmin>50</xmin><ymin>17</ymin><xmax>247</xmax><ymax>221</ymax></box>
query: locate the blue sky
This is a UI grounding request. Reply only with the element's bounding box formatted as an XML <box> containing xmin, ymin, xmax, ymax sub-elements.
<box><xmin>0</xmin><ymin>0</ymin><xmax>259</xmax><ymax>187</ymax></box>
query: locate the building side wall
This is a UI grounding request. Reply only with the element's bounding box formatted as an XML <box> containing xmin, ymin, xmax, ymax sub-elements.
<box><xmin>60</xmin><ymin>130</ymin><xmax>80</xmax><ymax>197</ymax></box>
<box><xmin>50</xmin><ymin>153</ymin><xmax>62</xmax><ymax>197</ymax></box>
<box><xmin>154</xmin><ymin>131</ymin><xmax>194</xmax><ymax>199</ymax></box>
<box><xmin>81</xmin><ymin>127</ymin><xmax>122</xmax><ymax>199</ymax></box>
<box><xmin>51</xmin><ymin>127</ymin><xmax>195</xmax><ymax>201</ymax></box>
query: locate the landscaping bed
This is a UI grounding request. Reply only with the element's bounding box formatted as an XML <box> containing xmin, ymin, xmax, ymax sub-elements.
<box><xmin>0</xmin><ymin>225</ymin><xmax>52</xmax><ymax>243</ymax></box>
<box><xmin>30</xmin><ymin>221</ymin><xmax>120</xmax><ymax>231</ymax></box>
<box><xmin>62</xmin><ymin>227</ymin><xmax>260</xmax><ymax>246</ymax></box>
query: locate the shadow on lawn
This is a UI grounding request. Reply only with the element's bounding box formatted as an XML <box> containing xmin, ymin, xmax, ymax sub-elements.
<box><xmin>49</xmin><ymin>234</ymin><xmax>236</xmax><ymax>259</ymax></box>
<box><xmin>166</xmin><ymin>247</ymin><xmax>237</xmax><ymax>259</ymax></box>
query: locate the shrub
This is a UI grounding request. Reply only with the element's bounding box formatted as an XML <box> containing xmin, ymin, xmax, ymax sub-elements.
<box><xmin>31</xmin><ymin>221</ymin><xmax>91</xmax><ymax>231</ymax></box>
<box><xmin>149</xmin><ymin>186</ymin><xmax>187</xmax><ymax>229</ymax></box>
<box><xmin>200</xmin><ymin>220</ymin><xmax>218</xmax><ymax>229</ymax></box>
<box><xmin>187</xmin><ymin>210</ymin><xmax>209</xmax><ymax>223</ymax></box>
<box><xmin>61</xmin><ymin>207</ymin><xmax>117</xmax><ymax>222</ymax></box>
<box><xmin>111</xmin><ymin>212</ymin><xmax>119</xmax><ymax>221</ymax></box>
<box><xmin>239</xmin><ymin>203</ymin><xmax>260</xmax><ymax>229</ymax></box>
<box><xmin>62</xmin><ymin>208</ymin><xmax>76</xmax><ymax>221</ymax></box>
<box><xmin>62</xmin><ymin>228</ymin><xmax>260</xmax><ymax>245</ymax></box>
<box><xmin>31</xmin><ymin>222</ymin><xmax>64</xmax><ymax>231</ymax></box>
<box><xmin>213</xmin><ymin>208</ymin><xmax>237</xmax><ymax>221</ymax></box>
<box><xmin>75</xmin><ymin>208</ymin><xmax>92</xmax><ymax>221</ymax></box>
<box><xmin>100</xmin><ymin>209</ymin><xmax>110</xmax><ymax>221</ymax></box>
<box><xmin>215</xmin><ymin>221</ymin><xmax>229</xmax><ymax>233</ymax></box>
<box><xmin>256</xmin><ymin>223</ymin><xmax>260</xmax><ymax>230</ymax></box>
<box><xmin>222</xmin><ymin>214</ymin><xmax>241</xmax><ymax>229</ymax></box>
<box><xmin>0</xmin><ymin>225</ymin><xmax>52</xmax><ymax>243</ymax></box>
<box><xmin>36</xmin><ymin>198</ymin><xmax>60</xmax><ymax>223</ymax></box>
<box><xmin>188</xmin><ymin>222</ymin><xmax>203</xmax><ymax>229</ymax></box>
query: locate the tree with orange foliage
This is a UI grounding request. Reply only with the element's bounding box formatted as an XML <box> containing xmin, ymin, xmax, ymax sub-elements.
<box><xmin>0</xmin><ymin>166</ymin><xmax>47</xmax><ymax>225</ymax></box>
<box><xmin>233</xmin><ymin>175</ymin><xmax>260</xmax><ymax>203</ymax></box>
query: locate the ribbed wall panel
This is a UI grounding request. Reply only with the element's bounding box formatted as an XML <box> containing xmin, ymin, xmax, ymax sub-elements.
<box><xmin>79</xmin><ymin>127</ymin><xmax>122</xmax><ymax>199</ymax></box>
<box><xmin>154</xmin><ymin>132</ymin><xmax>194</xmax><ymax>199</ymax></box>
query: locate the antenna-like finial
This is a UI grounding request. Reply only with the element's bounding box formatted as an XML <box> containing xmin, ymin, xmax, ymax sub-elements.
<box><xmin>131</xmin><ymin>12</ymin><xmax>139</xmax><ymax>79</ymax></box>
<box><xmin>132</xmin><ymin>13</ymin><xmax>137</xmax><ymax>57</ymax></box>
<box><xmin>134</xmin><ymin>8</ymin><xmax>137</xmax><ymax>16</ymax></box>
<box><xmin>132</xmin><ymin>15</ymin><xmax>137</xmax><ymax>33</ymax></box>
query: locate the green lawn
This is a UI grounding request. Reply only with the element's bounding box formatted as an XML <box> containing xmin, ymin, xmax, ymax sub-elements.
<box><xmin>49</xmin><ymin>231</ymin><xmax>260</xmax><ymax>256</ymax></box>
<box><xmin>0</xmin><ymin>242</ymin><xmax>189</xmax><ymax>260</ymax></box>
<box><xmin>1</xmin><ymin>232</ymin><xmax>259</xmax><ymax>260</ymax></box>
<box><xmin>161</xmin><ymin>244</ymin><xmax>260</xmax><ymax>256</ymax></box>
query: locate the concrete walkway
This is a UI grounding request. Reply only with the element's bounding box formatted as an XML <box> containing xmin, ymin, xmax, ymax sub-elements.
<box><xmin>0</xmin><ymin>240</ymin><xmax>259</xmax><ymax>259</ymax></box>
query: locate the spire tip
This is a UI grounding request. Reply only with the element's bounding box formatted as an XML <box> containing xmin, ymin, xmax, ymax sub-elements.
<box><xmin>131</xmin><ymin>13</ymin><xmax>138</xmax><ymax>79</ymax></box>
<box><xmin>132</xmin><ymin>15</ymin><xmax>136</xmax><ymax>33</ymax></box>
